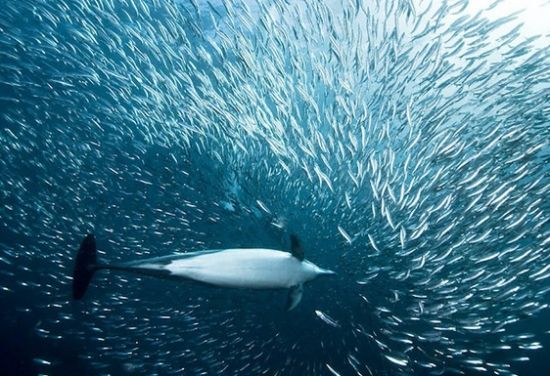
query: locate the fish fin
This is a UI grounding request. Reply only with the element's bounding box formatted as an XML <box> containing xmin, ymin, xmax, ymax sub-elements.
<box><xmin>290</xmin><ymin>234</ymin><xmax>304</xmax><ymax>261</ymax></box>
<box><xmin>72</xmin><ymin>234</ymin><xmax>99</xmax><ymax>300</ymax></box>
<box><xmin>286</xmin><ymin>284</ymin><xmax>303</xmax><ymax>311</ymax></box>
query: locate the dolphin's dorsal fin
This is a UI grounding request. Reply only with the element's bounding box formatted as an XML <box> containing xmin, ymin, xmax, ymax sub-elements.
<box><xmin>286</xmin><ymin>284</ymin><xmax>303</xmax><ymax>311</ymax></box>
<box><xmin>290</xmin><ymin>234</ymin><xmax>304</xmax><ymax>261</ymax></box>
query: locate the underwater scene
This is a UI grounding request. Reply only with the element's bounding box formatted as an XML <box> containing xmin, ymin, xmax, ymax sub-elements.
<box><xmin>1</xmin><ymin>0</ymin><xmax>549</xmax><ymax>375</ymax></box>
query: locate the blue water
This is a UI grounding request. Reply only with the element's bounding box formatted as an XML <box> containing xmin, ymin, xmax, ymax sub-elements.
<box><xmin>1</xmin><ymin>0</ymin><xmax>549</xmax><ymax>375</ymax></box>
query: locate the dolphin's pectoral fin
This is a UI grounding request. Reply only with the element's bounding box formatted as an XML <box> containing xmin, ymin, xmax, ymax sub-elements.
<box><xmin>286</xmin><ymin>284</ymin><xmax>303</xmax><ymax>311</ymax></box>
<box><xmin>290</xmin><ymin>234</ymin><xmax>304</xmax><ymax>261</ymax></box>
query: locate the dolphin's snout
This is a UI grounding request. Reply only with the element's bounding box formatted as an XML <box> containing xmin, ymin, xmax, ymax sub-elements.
<box><xmin>319</xmin><ymin>268</ymin><xmax>336</xmax><ymax>276</ymax></box>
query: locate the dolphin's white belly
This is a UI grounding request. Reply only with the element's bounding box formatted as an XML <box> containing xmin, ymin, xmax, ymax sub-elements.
<box><xmin>165</xmin><ymin>248</ymin><xmax>307</xmax><ymax>288</ymax></box>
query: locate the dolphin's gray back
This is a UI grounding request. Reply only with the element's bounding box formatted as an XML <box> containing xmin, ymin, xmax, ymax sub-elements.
<box><xmin>119</xmin><ymin>249</ymin><xmax>222</xmax><ymax>268</ymax></box>
<box><xmin>97</xmin><ymin>250</ymin><xmax>225</xmax><ymax>280</ymax></box>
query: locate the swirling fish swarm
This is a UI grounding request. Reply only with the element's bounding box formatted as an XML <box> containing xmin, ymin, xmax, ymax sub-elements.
<box><xmin>0</xmin><ymin>0</ymin><xmax>549</xmax><ymax>375</ymax></box>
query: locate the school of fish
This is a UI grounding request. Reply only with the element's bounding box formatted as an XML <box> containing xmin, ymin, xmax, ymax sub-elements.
<box><xmin>0</xmin><ymin>0</ymin><xmax>549</xmax><ymax>375</ymax></box>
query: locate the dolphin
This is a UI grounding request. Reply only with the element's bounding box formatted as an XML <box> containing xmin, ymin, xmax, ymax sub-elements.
<box><xmin>72</xmin><ymin>234</ymin><xmax>335</xmax><ymax>310</ymax></box>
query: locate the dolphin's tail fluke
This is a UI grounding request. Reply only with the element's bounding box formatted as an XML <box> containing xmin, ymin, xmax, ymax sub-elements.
<box><xmin>72</xmin><ymin>234</ymin><xmax>99</xmax><ymax>299</ymax></box>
